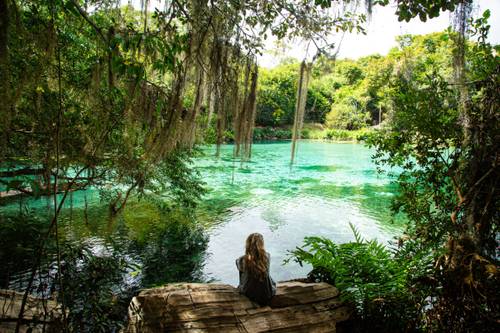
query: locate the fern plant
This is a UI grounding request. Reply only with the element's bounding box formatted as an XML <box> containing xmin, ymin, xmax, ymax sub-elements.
<box><xmin>287</xmin><ymin>223</ymin><xmax>423</xmax><ymax>332</ymax></box>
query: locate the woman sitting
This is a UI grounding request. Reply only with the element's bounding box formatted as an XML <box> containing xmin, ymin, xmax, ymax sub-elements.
<box><xmin>236</xmin><ymin>233</ymin><xmax>276</xmax><ymax>305</ymax></box>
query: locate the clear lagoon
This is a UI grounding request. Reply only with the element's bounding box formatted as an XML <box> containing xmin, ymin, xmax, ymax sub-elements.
<box><xmin>1</xmin><ymin>141</ymin><xmax>404</xmax><ymax>289</ymax></box>
<box><xmin>197</xmin><ymin>141</ymin><xmax>404</xmax><ymax>285</ymax></box>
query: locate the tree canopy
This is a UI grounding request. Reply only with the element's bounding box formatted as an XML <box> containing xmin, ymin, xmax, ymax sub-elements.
<box><xmin>0</xmin><ymin>1</ymin><xmax>498</xmax><ymax>332</ymax></box>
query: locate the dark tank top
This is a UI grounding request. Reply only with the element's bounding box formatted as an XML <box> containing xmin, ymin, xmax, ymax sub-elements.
<box><xmin>236</xmin><ymin>252</ymin><xmax>276</xmax><ymax>305</ymax></box>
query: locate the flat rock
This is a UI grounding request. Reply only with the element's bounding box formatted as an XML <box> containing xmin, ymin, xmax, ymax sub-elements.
<box><xmin>0</xmin><ymin>289</ymin><xmax>63</xmax><ymax>333</ymax></box>
<box><xmin>124</xmin><ymin>282</ymin><xmax>352</xmax><ymax>333</ymax></box>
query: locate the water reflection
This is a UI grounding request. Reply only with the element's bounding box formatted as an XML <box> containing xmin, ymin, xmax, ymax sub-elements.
<box><xmin>0</xmin><ymin>201</ymin><xmax>209</xmax><ymax>293</ymax></box>
<box><xmin>197</xmin><ymin>142</ymin><xmax>404</xmax><ymax>285</ymax></box>
<box><xmin>1</xmin><ymin>142</ymin><xmax>403</xmax><ymax>292</ymax></box>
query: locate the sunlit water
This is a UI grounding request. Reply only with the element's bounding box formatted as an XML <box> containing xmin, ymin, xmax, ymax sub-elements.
<box><xmin>1</xmin><ymin>141</ymin><xmax>404</xmax><ymax>289</ymax></box>
<box><xmin>197</xmin><ymin>141</ymin><xmax>404</xmax><ymax>285</ymax></box>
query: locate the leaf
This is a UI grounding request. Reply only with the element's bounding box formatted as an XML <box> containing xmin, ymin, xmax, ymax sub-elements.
<box><xmin>349</xmin><ymin>222</ymin><xmax>364</xmax><ymax>244</ymax></box>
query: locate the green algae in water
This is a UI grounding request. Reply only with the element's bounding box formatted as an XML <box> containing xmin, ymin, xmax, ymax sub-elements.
<box><xmin>298</xmin><ymin>165</ymin><xmax>344</xmax><ymax>172</ymax></box>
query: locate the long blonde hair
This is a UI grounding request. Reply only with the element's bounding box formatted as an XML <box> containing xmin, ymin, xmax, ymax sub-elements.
<box><xmin>244</xmin><ymin>233</ymin><xmax>269</xmax><ymax>281</ymax></box>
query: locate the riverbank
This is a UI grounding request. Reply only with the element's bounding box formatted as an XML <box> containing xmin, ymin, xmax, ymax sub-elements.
<box><xmin>255</xmin><ymin>124</ymin><xmax>374</xmax><ymax>142</ymax></box>
<box><xmin>204</xmin><ymin>124</ymin><xmax>375</xmax><ymax>143</ymax></box>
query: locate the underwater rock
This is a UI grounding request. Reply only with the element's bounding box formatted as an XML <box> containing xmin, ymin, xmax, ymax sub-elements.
<box><xmin>124</xmin><ymin>281</ymin><xmax>351</xmax><ymax>332</ymax></box>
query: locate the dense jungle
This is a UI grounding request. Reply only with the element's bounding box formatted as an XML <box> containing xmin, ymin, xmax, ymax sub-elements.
<box><xmin>0</xmin><ymin>0</ymin><xmax>498</xmax><ymax>332</ymax></box>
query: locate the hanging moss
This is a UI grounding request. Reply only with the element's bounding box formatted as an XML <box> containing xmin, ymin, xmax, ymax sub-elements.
<box><xmin>291</xmin><ymin>61</ymin><xmax>312</xmax><ymax>165</ymax></box>
<box><xmin>242</xmin><ymin>64</ymin><xmax>258</xmax><ymax>161</ymax></box>
<box><xmin>234</xmin><ymin>60</ymin><xmax>250</xmax><ymax>157</ymax></box>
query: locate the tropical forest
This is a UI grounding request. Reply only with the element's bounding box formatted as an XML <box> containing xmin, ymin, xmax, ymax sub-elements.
<box><xmin>0</xmin><ymin>0</ymin><xmax>498</xmax><ymax>332</ymax></box>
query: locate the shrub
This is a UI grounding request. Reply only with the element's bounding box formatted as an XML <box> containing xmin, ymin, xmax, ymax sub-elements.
<box><xmin>300</xmin><ymin>128</ymin><xmax>311</xmax><ymax>139</ymax></box>
<box><xmin>0</xmin><ymin>213</ymin><xmax>49</xmax><ymax>288</ymax></box>
<box><xmin>354</xmin><ymin>128</ymin><xmax>372</xmax><ymax>141</ymax></box>
<box><xmin>252</xmin><ymin>127</ymin><xmax>292</xmax><ymax>141</ymax></box>
<box><xmin>203</xmin><ymin>126</ymin><xmax>234</xmax><ymax>144</ymax></box>
<box><xmin>287</xmin><ymin>224</ymin><xmax>425</xmax><ymax>332</ymax></box>
<box><xmin>61</xmin><ymin>243</ymin><xmax>133</xmax><ymax>333</ymax></box>
<box><xmin>327</xmin><ymin>102</ymin><xmax>370</xmax><ymax>130</ymax></box>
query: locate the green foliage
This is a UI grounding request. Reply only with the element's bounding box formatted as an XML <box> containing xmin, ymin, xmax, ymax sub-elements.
<box><xmin>327</xmin><ymin>101</ymin><xmax>370</xmax><ymax>130</ymax></box>
<box><xmin>2</xmin><ymin>1</ymin><xmax>497</xmax><ymax>332</ymax></box>
<box><xmin>138</xmin><ymin>214</ymin><xmax>208</xmax><ymax>286</ymax></box>
<box><xmin>325</xmin><ymin>128</ymin><xmax>372</xmax><ymax>141</ymax></box>
<box><xmin>203</xmin><ymin>126</ymin><xmax>234</xmax><ymax>145</ymax></box>
<box><xmin>318</xmin><ymin>0</ymin><xmax>472</xmax><ymax>23</ymax></box>
<box><xmin>255</xmin><ymin>32</ymin><xmax>456</xmax><ymax>132</ymax></box>
<box><xmin>250</xmin><ymin>125</ymin><xmax>373</xmax><ymax>142</ymax></box>
<box><xmin>145</xmin><ymin>150</ymin><xmax>206</xmax><ymax>209</ymax></box>
<box><xmin>252</xmin><ymin>127</ymin><xmax>292</xmax><ymax>141</ymax></box>
<box><xmin>61</xmin><ymin>243</ymin><xmax>132</xmax><ymax>333</ymax></box>
<box><xmin>0</xmin><ymin>201</ymin><xmax>209</xmax><ymax>332</ymax></box>
<box><xmin>287</xmin><ymin>224</ymin><xmax>426</xmax><ymax>332</ymax></box>
<box><xmin>256</xmin><ymin>62</ymin><xmax>332</xmax><ymax>127</ymax></box>
<box><xmin>366</xmin><ymin>12</ymin><xmax>499</xmax><ymax>332</ymax></box>
<box><xmin>334</xmin><ymin>61</ymin><xmax>365</xmax><ymax>85</ymax></box>
<box><xmin>0</xmin><ymin>213</ymin><xmax>50</xmax><ymax>288</ymax></box>
<box><xmin>367</xmin><ymin>69</ymin><xmax>461</xmax><ymax>252</ymax></box>
<box><xmin>1</xmin><ymin>0</ymin><xmax>207</xmax><ymax>216</ymax></box>
<box><xmin>367</xmin><ymin>61</ymin><xmax>459</xmax><ymax>251</ymax></box>
<box><xmin>390</xmin><ymin>0</ymin><xmax>471</xmax><ymax>23</ymax></box>
<box><xmin>287</xmin><ymin>13</ymin><xmax>498</xmax><ymax>331</ymax></box>
<box><xmin>257</xmin><ymin>64</ymin><xmax>298</xmax><ymax>126</ymax></box>
<box><xmin>324</xmin><ymin>33</ymin><xmax>453</xmax><ymax>130</ymax></box>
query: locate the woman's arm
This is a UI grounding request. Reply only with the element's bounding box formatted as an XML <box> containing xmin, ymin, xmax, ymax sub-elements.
<box><xmin>236</xmin><ymin>256</ymin><xmax>243</xmax><ymax>272</ymax></box>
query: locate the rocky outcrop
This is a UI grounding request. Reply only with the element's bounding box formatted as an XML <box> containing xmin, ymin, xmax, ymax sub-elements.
<box><xmin>124</xmin><ymin>282</ymin><xmax>352</xmax><ymax>333</ymax></box>
<box><xmin>0</xmin><ymin>289</ymin><xmax>63</xmax><ymax>333</ymax></box>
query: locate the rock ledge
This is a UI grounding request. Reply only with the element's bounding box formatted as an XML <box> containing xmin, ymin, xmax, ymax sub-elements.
<box><xmin>0</xmin><ymin>289</ymin><xmax>62</xmax><ymax>333</ymax></box>
<box><xmin>124</xmin><ymin>281</ymin><xmax>351</xmax><ymax>333</ymax></box>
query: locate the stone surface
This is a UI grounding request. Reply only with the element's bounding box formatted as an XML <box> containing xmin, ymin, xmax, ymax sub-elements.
<box><xmin>124</xmin><ymin>282</ymin><xmax>352</xmax><ymax>333</ymax></box>
<box><xmin>0</xmin><ymin>289</ymin><xmax>63</xmax><ymax>333</ymax></box>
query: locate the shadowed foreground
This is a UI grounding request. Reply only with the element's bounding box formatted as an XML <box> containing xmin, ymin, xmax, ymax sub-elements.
<box><xmin>124</xmin><ymin>281</ymin><xmax>351</xmax><ymax>332</ymax></box>
<box><xmin>0</xmin><ymin>289</ymin><xmax>63</xmax><ymax>333</ymax></box>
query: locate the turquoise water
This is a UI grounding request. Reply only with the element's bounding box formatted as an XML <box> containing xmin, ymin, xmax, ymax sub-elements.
<box><xmin>0</xmin><ymin>141</ymin><xmax>403</xmax><ymax>289</ymax></box>
<box><xmin>197</xmin><ymin>141</ymin><xmax>403</xmax><ymax>285</ymax></box>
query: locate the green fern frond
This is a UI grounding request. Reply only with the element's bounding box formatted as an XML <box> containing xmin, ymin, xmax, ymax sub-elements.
<box><xmin>349</xmin><ymin>222</ymin><xmax>364</xmax><ymax>244</ymax></box>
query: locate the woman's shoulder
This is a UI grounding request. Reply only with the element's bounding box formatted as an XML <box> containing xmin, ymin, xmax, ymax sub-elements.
<box><xmin>236</xmin><ymin>255</ymin><xmax>245</xmax><ymax>270</ymax></box>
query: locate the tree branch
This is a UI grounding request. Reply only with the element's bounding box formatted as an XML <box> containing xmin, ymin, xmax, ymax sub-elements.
<box><xmin>68</xmin><ymin>0</ymin><xmax>107</xmax><ymax>44</ymax></box>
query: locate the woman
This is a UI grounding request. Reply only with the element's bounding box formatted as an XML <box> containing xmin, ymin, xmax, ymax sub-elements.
<box><xmin>236</xmin><ymin>233</ymin><xmax>276</xmax><ymax>305</ymax></box>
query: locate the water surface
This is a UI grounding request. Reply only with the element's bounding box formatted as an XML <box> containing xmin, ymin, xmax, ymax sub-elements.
<box><xmin>197</xmin><ymin>141</ymin><xmax>403</xmax><ymax>285</ymax></box>
<box><xmin>0</xmin><ymin>141</ymin><xmax>403</xmax><ymax>290</ymax></box>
